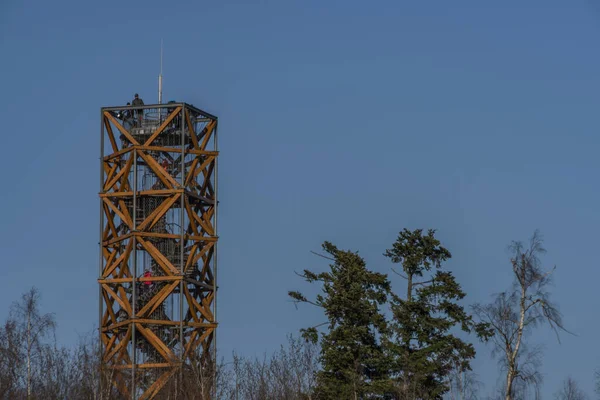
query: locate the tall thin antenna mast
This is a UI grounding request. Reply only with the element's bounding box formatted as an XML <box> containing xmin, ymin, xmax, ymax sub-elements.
<box><xmin>158</xmin><ymin>39</ymin><xmax>163</xmax><ymax>104</ymax></box>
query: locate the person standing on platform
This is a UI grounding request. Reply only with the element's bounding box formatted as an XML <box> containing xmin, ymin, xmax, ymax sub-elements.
<box><xmin>132</xmin><ymin>93</ymin><xmax>144</xmax><ymax>125</ymax></box>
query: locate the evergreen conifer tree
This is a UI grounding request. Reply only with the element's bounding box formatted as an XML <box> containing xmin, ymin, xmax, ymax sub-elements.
<box><xmin>383</xmin><ymin>229</ymin><xmax>491</xmax><ymax>399</ymax></box>
<box><xmin>289</xmin><ymin>241</ymin><xmax>391</xmax><ymax>399</ymax></box>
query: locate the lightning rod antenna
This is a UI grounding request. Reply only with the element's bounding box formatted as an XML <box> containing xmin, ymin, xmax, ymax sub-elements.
<box><xmin>158</xmin><ymin>39</ymin><xmax>163</xmax><ymax>104</ymax></box>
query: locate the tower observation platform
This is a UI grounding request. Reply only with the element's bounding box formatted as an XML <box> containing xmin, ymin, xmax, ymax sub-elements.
<box><xmin>99</xmin><ymin>102</ymin><xmax>218</xmax><ymax>399</ymax></box>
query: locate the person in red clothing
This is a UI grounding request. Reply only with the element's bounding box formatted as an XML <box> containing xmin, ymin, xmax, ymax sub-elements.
<box><xmin>142</xmin><ymin>270</ymin><xmax>152</xmax><ymax>288</ymax></box>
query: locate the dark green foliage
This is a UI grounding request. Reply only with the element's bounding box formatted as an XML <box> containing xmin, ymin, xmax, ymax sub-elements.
<box><xmin>383</xmin><ymin>229</ymin><xmax>491</xmax><ymax>399</ymax></box>
<box><xmin>289</xmin><ymin>241</ymin><xmax>391</xmax><ymax>399</ymax></box>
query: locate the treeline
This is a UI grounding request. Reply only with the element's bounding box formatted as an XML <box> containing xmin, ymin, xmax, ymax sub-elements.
<box><xmin>0</xmin><ymin>292</ymin><xmax>318</xmax><ymax>400</ymax></box>
<box><xmin>0</xmin><ymin>228</ymin><xmax>597</xmax><ymax>399</ymax></box>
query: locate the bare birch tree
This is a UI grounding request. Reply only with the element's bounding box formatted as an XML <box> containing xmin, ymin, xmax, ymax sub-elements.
<box><xmin>554</xmin><ymin>377</ymin><xmax>587</xmax><ymax>400</ymax></box>
<box><xmin>595</xmin><ymin>369</ymin><xmax>600</xmax><ymax>400</ymax></box>
<box><xmin>10</xmin><ymin>287</ymin><xmax>56</xmax><ymax>399</ymax></box>
<box><xmin>0</xmin><ymin>319</ymin><xmax>22</xmax><ymax>398</ymax></box>
<box><xmin>473</xmin><ymin>231</ymin><xmax>568</xmax><ymax>400</ymax></box>
<box><xmin>445</xmin><ymin>362</ymin><xmax>481</xmax><ymax>400</ymax></box>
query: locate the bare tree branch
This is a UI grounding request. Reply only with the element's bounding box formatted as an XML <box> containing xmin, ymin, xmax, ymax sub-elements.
<box><xmin>309</xmin><ymin>250</ymin><xmax>336</xmax><ymax>261</ymax></box>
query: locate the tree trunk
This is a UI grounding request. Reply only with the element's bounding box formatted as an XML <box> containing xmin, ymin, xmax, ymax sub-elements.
<box><xmin>459</xmin><ymin>370</ymin><xmax>464</xmax><ymax>400</ymax></box>
<box><xmin>505</xmin><ymin>285</ymin><xmax>527</xmax><ymax>400</ymax></box>
<box><xmin>27</xmin><ymin>312</ymin><xmax>31</xmax><ymax>400</ymax></box>
<box><xmin>505</xmin><ymin>368</ymin><xmax>514</xmax><ymax>400</ymax></box>
<box><xmin>405</xmin><ymin>272</ymin><xmax>414</xmax><ymax>400</ymax></box>
<box><xmin>353</xmin><ymin>359</ymin><xmax>359</xmax><ymax>400</ymax></box>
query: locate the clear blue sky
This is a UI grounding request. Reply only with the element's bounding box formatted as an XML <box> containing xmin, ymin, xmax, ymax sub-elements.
<box><xmin>1</xmin><ymin>0</ymin><xmax>599</xmax><ymax>397</ymax></box>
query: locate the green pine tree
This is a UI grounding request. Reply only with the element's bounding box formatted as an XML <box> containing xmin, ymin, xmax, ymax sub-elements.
<box><xmin>383</xmin><ymin>229</ymin><xmax>491</xmax><ymax>399</ymax></box>
<box><xmin>289</xmin><ymin>241</ymin><xmax>391</xmax><ymax>400</ymax></box>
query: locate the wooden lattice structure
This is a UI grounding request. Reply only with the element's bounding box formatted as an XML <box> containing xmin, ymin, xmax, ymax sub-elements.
<box><xmin>99</xmin><ymin>102</ymin><xmax>218</xmax><ymax>399</ymax></box>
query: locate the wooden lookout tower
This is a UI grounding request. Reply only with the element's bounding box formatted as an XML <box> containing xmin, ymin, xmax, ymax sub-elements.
<box><xmin>99</xmin><ymin>101</ymin><xmax>218</xmax><ymax>399</ymax></box>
